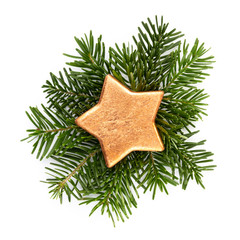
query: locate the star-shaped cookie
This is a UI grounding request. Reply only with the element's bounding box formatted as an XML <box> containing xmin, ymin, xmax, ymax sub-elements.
<box><xmin>75</xmin><ymin>75</ymin><xmax>164</xmax><ymax>167</ymax></box>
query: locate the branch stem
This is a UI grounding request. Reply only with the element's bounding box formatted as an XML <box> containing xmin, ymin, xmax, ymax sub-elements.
<box><xmin>47</xmin><ymin>126</ymin><xmax>76</xmax><ymax>133</ymax></box>
<box><xmin>59</xmin><ymin>149</ymin><xmax>100</xmax><ymax>188</ymax></box>
<box><xmin>163</xmin><ymin>97</ymin><xmax>194</xmax><ymax>105</ymax></box>
<box><xmin>46</xmin><ymin>86</ymin><xmax>99</xmax><ymax>99</ymax></box>
<box><xmin>165</xmin><ymin>54</ymin><xmax>200</xmax><ymax>90</ymax></box>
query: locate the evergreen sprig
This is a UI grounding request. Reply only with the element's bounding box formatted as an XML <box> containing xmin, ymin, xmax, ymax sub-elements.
<box><xmin>22</xmin><ymin>16</ymin><xmax>215</xmax><ymax>226</ymax></box>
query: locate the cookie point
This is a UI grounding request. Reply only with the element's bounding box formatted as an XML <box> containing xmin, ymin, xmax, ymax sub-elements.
<box><xmin>75</xmin><ymin>116</ymin><xmax>82</xmax><ymax>127</ymax></box>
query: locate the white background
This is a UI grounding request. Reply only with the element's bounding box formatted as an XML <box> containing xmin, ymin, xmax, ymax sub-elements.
<box><xmin>1</xmin><ymin>0</ymin><xmax>240</xmax><ymax>239</ymax></box>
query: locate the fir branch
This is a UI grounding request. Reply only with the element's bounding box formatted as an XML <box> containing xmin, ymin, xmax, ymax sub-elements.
<box><xmin>59</xmin><ymin>148</ymin><xmax>100</xmax><ymax>189</ymax></box>
<box><xmin>22</xmin><ymin>104</ymin><xmax>92</xmax><ymax>160</ymax></box>
<box><xmin>137</xmin><ymin>152</ymin><xmax>178</xmax><ymax>199</ymax></box>
<box><xmin>163</xmin><ymin>39</ymin><xmax>214</xmax><ymax>90</ymax></box>
<box><xmin>80</xmin><ymin>158</ymin><xmax>140</xmax><ymax>226</ymax></box>
<box><xmin>108</xmin><ymin>16</ymin><xmax>184</xmax><ymax>90</ymax></box>
<box><xmin>43</xmin><ymin>69</ymin><xmax>100</xmax><ymax>117</ymax></box>
<box><xmin>65</xmin><ymin>31</ymin><xmax>108</xmax><ymax>83</ymax></box>
<box><xmin>45</xmin><ymin>146</ymin><xmax>101</xmax><ymax>202</ymax></box>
